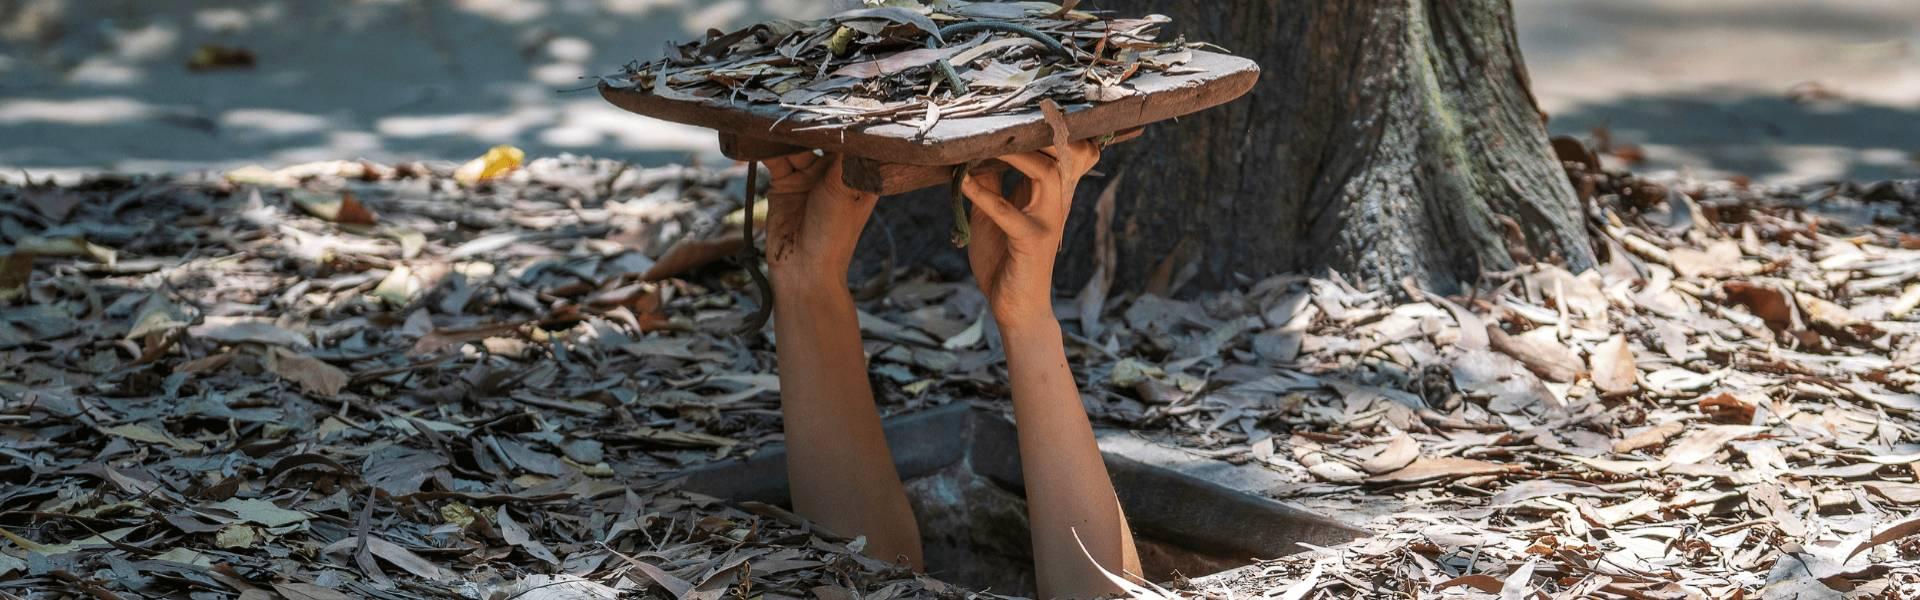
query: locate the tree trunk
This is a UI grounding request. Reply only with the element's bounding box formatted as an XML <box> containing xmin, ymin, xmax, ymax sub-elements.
<box><xmin>857</xmin><ymin>0</ymin><xmax>1594</xmax><ymax>295</ymax></box>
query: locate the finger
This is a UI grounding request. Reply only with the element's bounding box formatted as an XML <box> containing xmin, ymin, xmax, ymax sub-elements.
<box><xmin>999</xmin><ymin>151</ymin><xmax>1061</xmax><ymax>188</ymax></box>
<box><xmin>961</xmin><ymin>174</ymin><xmax>1038</xmax><ymax>237</ymax></box>
<box><xmin>764</xmin><ymin>155</ymin><xmax>797</xmax><ymax>180</ymax></box>
<box><xmin>767</xmin><ymin>155</ymin><xmax>830</xmax><ymax>195</ymax></box>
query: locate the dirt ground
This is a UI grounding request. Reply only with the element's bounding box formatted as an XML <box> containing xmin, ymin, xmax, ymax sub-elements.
<box><xmin>3</xmin><ymin>143</ymin><xmax>1919</xmax><ymax>599</ymax></box>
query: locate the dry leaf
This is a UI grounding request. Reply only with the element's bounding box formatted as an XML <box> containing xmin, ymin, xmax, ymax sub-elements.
<box><xmin>1589</xmin><ymin>335</ymin><xmax>1638</xmax><ymax>395</ymax></box>
<box><xmin>1488</xmin><ymin>325</ymin><xmax>1579</xmax><ymax>383</ymax></box>
<box><xmin>1613</xmin><ymin>421</ymin><xmax>1684</xmax><ymax>454</ymax></box>
<box><xmin>323</xmin><ymin>537</ymin><xmax>454</xmax><ymax>581</ymax></box>
<box><xmin>1039</xmin><ymin>98</ymin><xmax>1070</xmax><ymax>150</ymax></box>
<box><xmin>497</xmin><ymin>510</ymin><xmax>561</xmax><ymax>565</ymax></box>
<box><xmin>1846</xmin><ymin>514</ymin><xmax>1920</xmax><ymax>561</ymax></box>
<box><xmin>190</xmin><ymin>316</ymin><xmax>311</xmax><ymax>348</ymax></box>
<box><xmin>1669</xmin><ymin>240</ymin><xmax>1740</xmax><ymax>278</ymax></box>
<box><xmin>15</xmin><ymin>236</ymin><xmax>115</xmax><ymax>264</ymax></box>
<box><xmin>1359</xmin><ymin>433</ymin><xmax>1420</xmax><ymax>474</ymax></box>
<box><xmin>1075</xmin><ymin>173</ymin><xmax>1120</xmax><ymax>338</ymax></box>
<box><xmin>269</xmin><ymin>348</ymin><xmax>349</xmax><ymax>397</ymax></box>
<box><xmin>1723</xmin><ymin>280</ymin><xmax>1798</xmax><ymax>333</ymax></box>
<box><xmin>831</xmin><ymin>46</ymin><xmax>967</xmax><ymax>79</ymax></box>
<box><xmin>1663</xmin><ymin>425</ymin><xmax>1765</xmax><ymax>465</ymax></box>
<box><xmin>1369</xmin><ymin>457</ymin><xmax>1519</xmax><ymax>483</ymax></box>
<box><xmin>642</xmin><ymin>234</ymin><xmax>745</xmax><ymax>282</ymax></box>
<box><xmin>454</xmin><ymin>145</ymin><xmax>525</xmax><ymax>186</ymax></box>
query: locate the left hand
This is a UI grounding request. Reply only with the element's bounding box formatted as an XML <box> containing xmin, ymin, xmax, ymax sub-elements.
<box><xmin>959</xmin><ymin>141</ymin><xmax>1104</xmax><ymax>328</ymax></box>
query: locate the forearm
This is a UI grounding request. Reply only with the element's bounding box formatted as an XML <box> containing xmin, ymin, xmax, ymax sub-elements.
<box><xmin>771</xmin><ymin>279</ymin><xmax>877</xmax><ymax>440</ymax></box>
<box><xmin>999</xmin><ymin>314</ymin><xmax>1137</xmax><ymax>595</ymax></box>
<box><xmin>769</xmin><ymin>276</ymin><xmax>922</xmax><ymax>565</ymax></box>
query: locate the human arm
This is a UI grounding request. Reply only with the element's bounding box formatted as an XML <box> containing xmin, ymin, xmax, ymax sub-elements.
<box><xmin>960</xmin><ymin>142</ymin><xmax>1142</xmax><ymax>597</ymax></box>
<box><xmin>762</xmin><ymin>153</ymin><xmax>923</xmax><ymax>568</ymax></box>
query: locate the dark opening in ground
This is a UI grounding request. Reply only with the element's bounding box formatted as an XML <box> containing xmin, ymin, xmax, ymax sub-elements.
<box><xmin>673</xmin><ymin>403</ymin><xmax>1365</xmax><ymax>597</ymax></box>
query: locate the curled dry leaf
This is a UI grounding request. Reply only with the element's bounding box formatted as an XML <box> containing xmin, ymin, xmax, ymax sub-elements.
<box><xmin>1359</xmin><ymin>432</ymin><xmax>1421</xmax><ymax>475</ymax></box>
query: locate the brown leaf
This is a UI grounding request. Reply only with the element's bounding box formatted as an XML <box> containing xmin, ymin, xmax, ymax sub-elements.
<box><xmin>1846</xmin><ymin>514</ymin><xmax>1920</xmax><ymax>561</ymax></box>
<box><xmin>1699</xmin><ymin>392</ymin><xmax>1758</xmax><ymax>424</ymax></box>
<box><xmin>1039</xmin><ymin>98</ymin><xmax>1070</xmax><ymax>150</ymax></box>
<box><xmin>1075</xmin><ymin>172</ymin><xmax>1120</xmax><ymax>338</ymax></box>
<box><xmin>1359</xmin><ymin>433</ymin><xmax>1420</xmax><ymax>475</ymax></box>
<box><xmin>0</xmin><ymin>253</ymin><xmax>31</xmax><ymax>301</ymax></box>
<box><xmin>1434</xmin><ymin>574</ymin><xmax>1505</xmax><ymax>595</ymax></box>
<box><xmin>1488</xmin><ymin>325</ymin><xmax>1579</xmax><ymax>383</ymax></box>
<box><xmin>336</xmin><ymin>192</ymin><xmax>378</xmax><ymax>225</ymax></box>
<box><xmin>830</xmin><ymin>46</ymin><xmax>966</xmax><ymax>79</ymax></box>
<box><xmin>268</xmin><ymin>348</ymin><xmax>349</xmax><ymax>397</ymax></box>
<box><xmin>323</xmin><ymin>536</ymin><xmax>454</xmax><ymax>581</ymax></box>
<box><xmin>1662</xmin><ymin>425</ymin><xmax>1765</xmax><ymax>465</ymax></box>
<box><xmin>1723</xmin><ymin>280</ymin><xmax>1798</xmax><ymax>333</ymax></box>
<box><xmin>642</xmin><ymin>234</ymin><xmax>745</xmax><ymax>282</ymax></box>
<box><xmin>1368</xmin><ymin>457</ymin><xmax>1519</xmax><ymax>484</ymax></box>
<box><xmin>1430</xmin><ymin>295</ymin><xmax>1487</xmax><ymax>351</ymax></box>
<box><xmin>1588</xmin><ymin>335</ymin><xmax>1638</xmax><ymax>395</ymax></box>
<box><xmin>1613</xmin><ymin>421</ymin><xmax>1684</xmax><ymax>454</ymax></box>
<box><xmin>1669</xmin><ymin>240</ymin><xmax>1740</xmax><ymax>278</ymax></box>
<box><xmin>1796</xmin><ymin>292</ymin><xmax>1877</xmax><ymax>343</ymax></box>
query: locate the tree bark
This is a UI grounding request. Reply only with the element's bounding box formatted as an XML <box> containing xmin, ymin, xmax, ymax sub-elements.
<box><xmin>857</xmin><ymin>0</ymin><xmax>1594</xmax><ymax>295</ymax></box>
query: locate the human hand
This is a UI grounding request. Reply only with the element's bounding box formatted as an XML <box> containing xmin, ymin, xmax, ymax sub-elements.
<box><xmin>763</xmin><ymin>152</ymin><xmax>879</xmax><ymax>289</ymax></box>
<box><xmin>958</xmin><ymin>140</ymin><xmax>1103</xmax><ymax>328</ymax></box>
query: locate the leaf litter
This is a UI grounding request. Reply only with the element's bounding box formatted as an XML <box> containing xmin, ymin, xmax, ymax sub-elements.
<box><xmin>606</xmin><ymin>0</ymin><xmax>1207</xmax><ymax>130</ymax></box>
<box><xmin>1</xmin><ymin>137</ymin><xmax>1919</xmax><ymax>598</ymax></box>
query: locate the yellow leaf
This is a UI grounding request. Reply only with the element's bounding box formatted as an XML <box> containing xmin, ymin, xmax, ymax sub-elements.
<box><xmin>215</xmin><ymin>525</ymin><xmax>257</xmax><ymax>548</ymax></box>
<box><xmin>370</xmin><ymin>265</ymin><xmax>418</xmax><ymax>306</ymax></box>
<box><xmin>454</xmin><ymin>145</ymin><xmax>525</xmax><ymax>186</ymax></box>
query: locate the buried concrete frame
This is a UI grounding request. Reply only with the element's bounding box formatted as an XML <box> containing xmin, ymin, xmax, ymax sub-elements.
<box><xmin>671</xmin><ymin>402</ymin><xmax>1367</xmax><ymax>596</ymax></box>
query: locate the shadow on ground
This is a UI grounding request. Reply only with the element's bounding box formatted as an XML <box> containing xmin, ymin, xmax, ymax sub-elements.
<box><xmin>0</xmin><ymin>0</ymin><xmax>840</xmax><ymax>178</ymax></box>
<box><xmin>1549</xmin><ymin>91</ymin><xmax>1920</xmax><ymax>184</ymax></box>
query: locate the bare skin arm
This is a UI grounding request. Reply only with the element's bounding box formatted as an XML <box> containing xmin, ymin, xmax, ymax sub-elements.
<box><xmin>962</xmin><ymin>142</ymin><xmax>1142</xmax><ymax>598</ymax></box>
<box><xmin>762</xmin><ymin>153</ymin><xmax>924</xmax><ymax>568</ymax></box>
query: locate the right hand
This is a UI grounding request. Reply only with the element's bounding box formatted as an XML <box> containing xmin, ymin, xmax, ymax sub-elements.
<box><xmin>958</xmin><ymin>141</ymin><xmax>1104</xmax><ymax>327</ymax></box>
<box><xmin>763</xmin><ymin>153</ymin><xmax>879</xmax><ymax>286</ymax></box>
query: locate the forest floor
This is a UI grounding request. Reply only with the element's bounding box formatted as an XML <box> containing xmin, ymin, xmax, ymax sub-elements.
<box><xmin>2</xmin><ymin>149</ymin><xmax>1919</xmax><ymax>600</ymax></box>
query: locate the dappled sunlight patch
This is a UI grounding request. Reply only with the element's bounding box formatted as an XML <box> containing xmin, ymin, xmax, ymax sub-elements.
<box><xmin>220</xmin><ymin>108</ymin><xmax>335</xmax><ymax>137</ymax></box>
<box><xmin>544</xmin><ymin>99</ymin><xmax>719</xmax><ymax>154</ymax></box>
<box><xmin>451</xmin><ymin>0</ymin><xmax>552</xmax><ymax>24</ymax></box>
<box><xmin>0</xmin><ymin>96</ymin><xmax>164</xmax><ymax>125</ymax></box>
